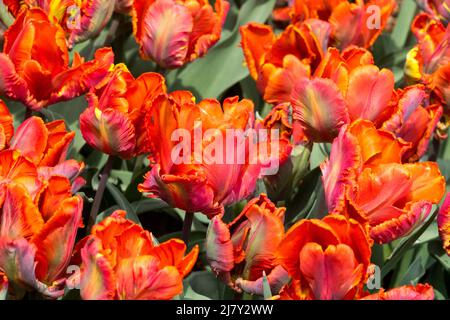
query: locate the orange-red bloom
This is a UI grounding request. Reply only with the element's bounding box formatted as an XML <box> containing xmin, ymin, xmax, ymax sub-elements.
<box><xmin>405</xmin><ymin>14</ymin><xmax>450</xmax><ymax>111</ymax></box>
<box><xmin>418</xmin><ymin>0</ymin><xmax>450</xmax><ymax>23</ymax></box>
<box><xmin>139</xmin><ymin>92</ymin><xmax>288</xmax><ymax>217</ymax></box>
<box><xmin>0</xmin><ymin>8</ymin><xmax>114</xmax><ymax>110</ymax></box>
<box><xmin>131</xmin><ymin>0</ymin><xmax>229</xmax><ymax>68</ymax></box>
<box><xmin>277</xmin><ymin>215</ymin><xmax>372</xmax><ymax>300</ymax></box>
<box><xmin>271</xmin><ymin>0</ymin><xmax>395</xmax><ymax>49</ymax></box>
<box><xmin>205</xmin><ymin>194</ymin><xmax>288</xmax><ymax>295</ymax></box>
<box><xmin>321</xmin><ymin>120</ymin><xmax>445</xmax><ymax>243</ymax></box>
<box><xmin>80</xmin><ymin>64</ymin><xmax>166</xmax><ymax>159</ymax></box>
<box><xmin>438</xmin><ymin>192</ymin><xmax>450</xmax><ymax>256</ymax></box>
<box><xmin>360</xmin><ymin>284</ymin><xmax>435</xmax><ymax>300</ymax></box>
<box><xmin>77</xmin><ymin>210</ymin><xmax>198</xmax><ymax>300</ymax></box>
<box><xmin>240</xmin><ymin>19</ymin><xmax>330</xmax><ymax>105</ymax></box>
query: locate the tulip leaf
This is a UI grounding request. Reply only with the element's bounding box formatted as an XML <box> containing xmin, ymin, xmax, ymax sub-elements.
<box><xmin>105</xmin><ymin>182</ymin><xmax>141</xmax><ymax>225</ymax></box>
<box><xmin>181</xmin><ymin>271</ymin><xmax>225</xmax><ymax>300</ymax></box>
<box><xmin>262</xmin><ymin>271</ymin><xmax>272</xmax><ymax>300</ymax></box>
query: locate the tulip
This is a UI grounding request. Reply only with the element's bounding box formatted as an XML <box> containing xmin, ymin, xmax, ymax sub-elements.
<box><xmin>360</xmin><ymin>284</ymin><xmax>435</xmax><ymax>300</ymax></box>
<box><xmin>240</xmin><ymin>19</ymin><xmax>329</xmax><ymax>105</ymax></box>
<box><xmin>418</xmin><ymin>0</ymin><xmax>450</xmax><ymax>23</ymax></box>
<box><xmin>139</xmin><ymin>93</ymin><xmax>287</xmax><ymax>217</ymax></box>
<box><xmin>80</xmin><ymin>64</ymin><xmax>166</xmax><ymax>159</ymax></box>
<box><xmin>437</xmin><ymin>193</ymin><xmax>450</xmax><ymax>256</ymax></box>
<box><xmin>270</xmin><ymin>0</ymin><xmax>396</xmax><ymax>49</ymax></box>
<box><xmin>405</xmin><ymin>14</ymin><xmax>450</xmax><ymax>111</ymax></box>
<box><xmin>0</xmin><ymin>8</ymin><xmax>114</xmax><ymax>110</ymax></box>
<box><xmin>205</xmin><ymin>194</ymin><xmax>289</xmax><ymax>295</ymax></box>
<box><xmin>0</xmin><ymin>99</ymin><xmax>14</xmax><ymax>150</ymax></box>
<box><xmin>131</xmin><ymin>0</ymin><xmax>229</xmax><ymax>69</ymax></box>
<box><xmin>77</xmin><ymin>210</ymin><xmax>198</xmax><ymax>300</ymax></box>
<box><xmin>277</xmin><ymin>215</ymin><xmax>372</xmax><ymax>300</ymax></box>
<box><xmin>0</xmin><ymin>182</ymin><xmax>83</xmax><ymax>298</ymax></box>
<box><xmin>321</xmin><ymin>120</ymin><xmax>446</xmax><ymax>243</ymax></box>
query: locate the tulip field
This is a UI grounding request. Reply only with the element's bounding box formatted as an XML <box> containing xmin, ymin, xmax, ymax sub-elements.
<box><xmin>0</xmin><ymin>0</ymin><xmax>450</xmax><ymax>302</ymax></box>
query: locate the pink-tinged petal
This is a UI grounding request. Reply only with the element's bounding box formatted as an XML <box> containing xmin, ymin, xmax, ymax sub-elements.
<box><xmin>437</xmin><ymin>192</ymin><xmax>450</xmax><ymax>255</ymax></box>
<box><xmin>10</xmin><ymin>116</ymin><xmax>48</xmax><ymax>164</ymax></box>
<box><xmin>299</xmin><ymin>242</ymin><xmax>364</xmax><ymax>300</ymax></box>
<box><xmin>0</xmin><ymin>183</ymin><xmax>44</xmax><ymax>240</ymax></box>
<box><xmin>80</xmin><ymin>237</ymin><xmax>116</xmax><ymax>300</ymax></box>
<box><xmin>138</xmin><ymin>164</ymin><xmax>222</xmax><ymax>218</ymax></box>
<box><xmin>235</xmin><ymin>265</ymin><xmax>290</xmax><ymax>296</ymax></box>
<box><xmin>68</xmin><ymin>0</ymin><xmax>116</xmax><ymax>46</ymax></box>
<box><xmin>361</xmin><ymin>284</ymin><xmax>434</xmax><ymax>300</ymax></box>
<box><xmin>115</xmin><ymin>256</ymin><xmax>182</xmax><ymax>300</ymax></box>
<box><xmin>346</xmin><ymin>65</ymin><xmax>395</xmax><ymax>125</ymax></box>
<box><xmin>0</xmin><ymin>53</ymin><xmax>30</xmax><ymax>106</ymax></box>
<box><xmin>38</xmin><ymin>159</ymin><xmax>85</xmax><ymax>182</ymax></box>
<box><xmin>32</xmin><ymin>196</ymin><xmax>83</xmax><ymax>283</ymax></box>
<box><xmin>0</xmin><ymin>237</ymin><xmax>63</xmax><ymax>298</ymax></box>
<box><xmin>205</xmin><ymin>215</ymin><xmax>234</xmax><ymax>275</ymax></box>
<box><xmin>80</xmin><ymin>106</ymin><xmax>136</xmax><ymax>159</ymax></box>
<box><xmin>291</xmin><ymin>77</ymin><xmax>349</xmax><ymax>142</ymax></box>
<box><xmin>321</xmin><ymin>126</ymin><xmax>360</xmax><ymax>214</ymax></box>
<box><xmin>139</xmin><ymin>0</ymin><xmax>193</xmax><ymax>68</ymax></box>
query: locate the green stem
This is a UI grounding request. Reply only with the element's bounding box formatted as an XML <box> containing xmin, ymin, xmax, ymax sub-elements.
<box><xmin>182</xmin><ymin>211</ymin><xmax>194</xmax><ymax>243</ymax></box>
<box><xmin>86</xmin><ymin>156</ymin><xmax>114</xmax><ymax>233</ymax></box>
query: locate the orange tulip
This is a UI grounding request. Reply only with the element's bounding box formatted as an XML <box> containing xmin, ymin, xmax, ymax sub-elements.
<box><xmin>277</xmin><ymin>215</ymin><xmax>372</xmax><ymax>300</ymax></box>
<box><xmin>77</xmin><ymin>210</ymin><xmax>198</xmax><ymax>300</ymax></box>
<box><xmin>205</xmin><ymin>194</ymin><xmax>289</xmax><ymax>295</ymax></box>
<box><xmin>270</xmin><ymin>0</ymin><xmax>395</xmax><ymax>49</ymax></box>
<box><xmin>0</xmin><ymin>99</ymin><xmax>14</xmax><ymax>151</ymax></box>
<box><xmin>405</xmin><ymin>14</ymin><xmax>450</xmax><ymax>111</ymax></box>
<box><xmin>139</xmin><ymin>92</ymin><xmax>287</xmax><ymax>217</ymax></box>
<box><xmin>321</xmin><ymin>120</ymin><xmax>445</xmax><ymax>243</ymax></box>
<box><xmin>131</xmin><ymin>0</ymin><xmax>229</xmax><ymax>69</ymax></box>
<box><xmin>240</xmin><ymin>19</ymin><xmax>329</xmax><ymax>104</ymax></box>
<box><xmin>0</xmin><ymin>8</ymin><xmax>114</xmax><ymax>110</ymax></box>
<box><xmin>0</xmin><ymin>182</ymin><xmax>83</xmax><ymax>298</ymax></box>
<box><xmin>80</xmin><ymin>64</ymin><xmax>166</xmax><ymax>159</ymax></box>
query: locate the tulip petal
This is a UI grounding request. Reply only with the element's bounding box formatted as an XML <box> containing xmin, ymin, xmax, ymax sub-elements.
<box><xmin>80</xmin><ymin>237</ymin><xmax>116</xmax><ymax>300</ymax></box>
<box><xmin>437</xmin><ymin>192</ymin><xmax>450</xmax><ymax>255</ymax></box>
<box><xmin>32</xmin><ymin>196</ymin><xmax>83</xmax><ymax>283</ymax></box>
<box><xmin>292</xmin><ymin>77</ymin><xmax>349</xmax><ymax>142</ymax></box>
<box><xmin>139</xmin><ymin>0</ymin><xmax>194</xmax><ymax>68</ymax></box>
<box><xmin>346</xmin><ymin>65</ymin><xmax>395</xmax><ymax>124</ymax></box>
<box><xmin>80</xmin><ymin>106</ymin><xmax>136</xmax><ymax>159</ymax></box>
<box><xmin>150</xmin><ymin>239</ymin><xmax>198</xmax><ymax>277</ymax></box>
<box><xmin>361</xmin><ymin>284</ymin><xmax>434</xmax><ymax>300</ymax></box>
<box><xmin>206</xmin><ymin>215</ymin><xmax>234</xmax><ymax>274</ymax></box>
<box><xmin>10</xmin><ymin>116</ymin><xmax>48</xmax><ymax>164</ymax></box>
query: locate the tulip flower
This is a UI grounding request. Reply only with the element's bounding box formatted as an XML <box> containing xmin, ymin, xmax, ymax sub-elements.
<box><xmin>240</xmin><ymin>19</ymin><xmax>330</xmax><ymax>105</ymax></box>
<box><xmin>321</xmin><ymin>120</ymin><xmax>446</xmax><ymax>243</ymax></box>
<box><xmin>360</xmin><ymin>284</ymin><xmax>435</xmax><ymax>300</ymax></box>
<box><xmin>205</xmin><ymin>194</ymin><xmax>289</xmax><ymax>295</ymax></box>
<box><xmin>131</xmin><ymin>0</ymin><xmax>229</xmax><ymax>69</ymax></box>
<box><xmin>77</xmin><ymin>210</ymin><xmax>198</xmax><ymax>300</ymax></box>
<box><xmin>277</xmin><ymin>215</ymin><xmax>372</xmax><ymax>300</ymax></box>
<box><xmin>0</xmin><ymin>182</ymin><xmax>83</xmax><ymax>298</ymax></box>
<box><xmin>80</xmin><ymin>64</ymin><xmax>166</xmax><ymax>159</ymax></box>
<box><xmin>405</xmin><ymin>14</ymin><xmax>450</xmax><ymax>111</ymax></box>
<box><xmin>437</xmin><ymin>193</ymin><xmax>450</xmax><ymax>256</ymax></box>
<box><xmin>0</xmin><ymin>99</ymin><xmax>14</xmax><ymax>150</ymax></box>
<box><xmin>0</xmin><ymin>8</ymin><xmax>114</xmax><ymax>110</ymax></box>
<box><xmin>270</xmin><ymin>0</ymin><xmax>396</xmax><ymax>49</ymax></box>
<box><xmin>418</xmin><ymin>0</ymin><xmax>450</xmax><ymax>23</ymax></box>
<box><xmin>139</xmin><ymin>92</ymin><xmax>287</xmax><ymax>217</ymax></box>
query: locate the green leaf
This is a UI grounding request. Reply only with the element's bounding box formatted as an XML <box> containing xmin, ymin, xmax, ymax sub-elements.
<box><xmin>181</xmin><ymin>271</ymin><xmax>225</xmax><ymax>300</ymax></box>
<box><xmin>105</xmin><ymin>182</ymin><xmax>140</xmax><ymax>225</ymax></box>
<box><xmin>262</xmin><ymin>271</ymin><xmax>272</xmax><ymax>300</ymax></box>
